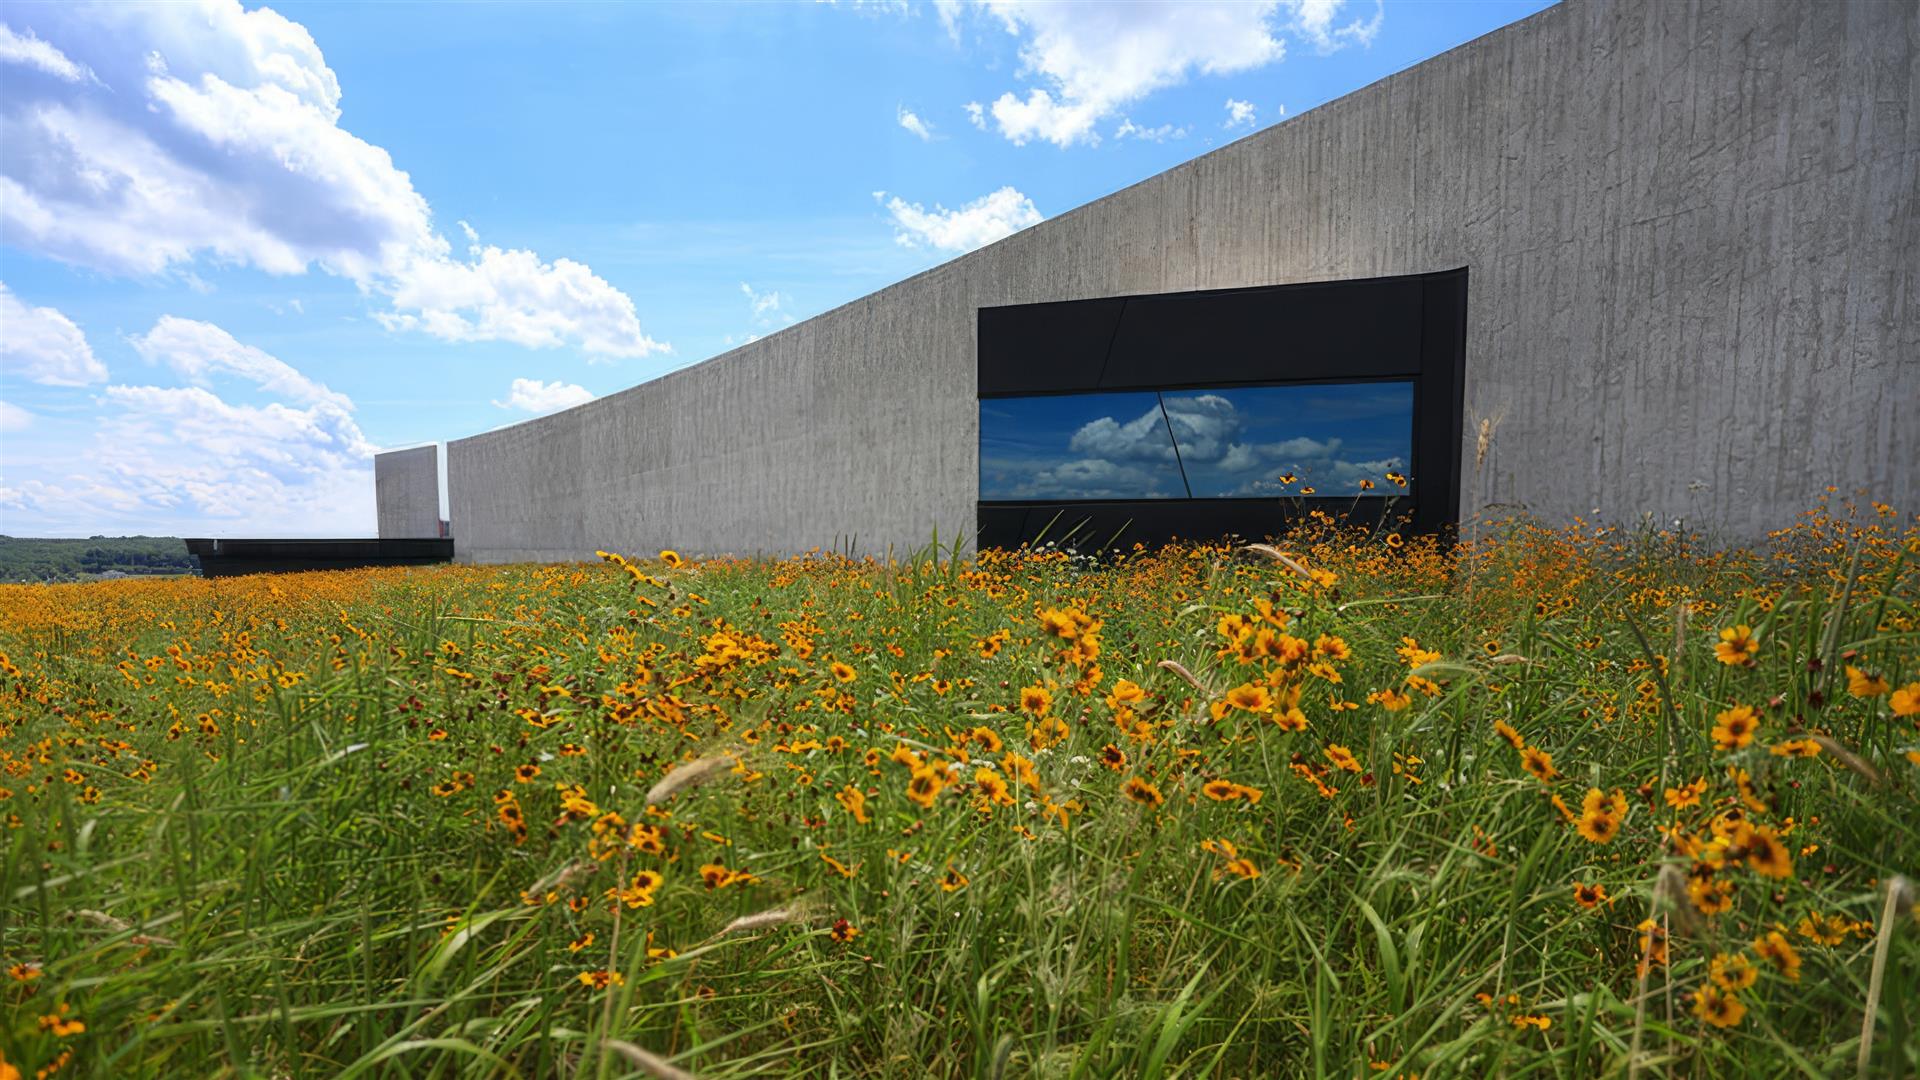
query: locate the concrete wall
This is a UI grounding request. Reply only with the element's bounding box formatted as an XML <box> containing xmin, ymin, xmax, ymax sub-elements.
<box><xmin>375</xmin><ymin>445</ymin><xmax>441</xmax><ymax>539</ymax></box>
<box><xmin>448</xmin><ymin>0</ymin><xmax>1917</xmax><ymax>563</ymax></box>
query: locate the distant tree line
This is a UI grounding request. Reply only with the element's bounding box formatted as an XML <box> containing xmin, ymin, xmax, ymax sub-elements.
<box><xmin>0</xmin><ymin>536</ymin><xmax>199</xmax><ymax>583</ymax></box>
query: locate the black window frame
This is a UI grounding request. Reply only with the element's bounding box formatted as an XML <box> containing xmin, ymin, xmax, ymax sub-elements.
<box><xmin>976</xmin><ymin>268</ymin><xmax>1466</xmax><ymax>550</ymax></box>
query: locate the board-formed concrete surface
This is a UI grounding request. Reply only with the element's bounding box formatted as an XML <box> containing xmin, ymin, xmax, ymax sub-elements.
<box><xmin>446</xmin><ymin>0</ymin><xmax>1917</xmax><ymax>563</ymax></box>
<box><xmin>375</xmin><ymin>445</ymin><xmax>441</xmax><ymax>540</ymax></box>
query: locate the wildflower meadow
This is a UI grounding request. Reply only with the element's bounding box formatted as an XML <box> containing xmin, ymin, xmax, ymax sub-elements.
<box><xmin>2</xmin><ymin>497</ymin><xmax>1916</xmax><ymax>1078</ymax></box>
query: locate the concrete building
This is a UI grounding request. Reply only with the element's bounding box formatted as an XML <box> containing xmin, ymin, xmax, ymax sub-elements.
<box><xmin>376</xmin><ymin>0</ymin><xmax>1918</xmax><ymax>564</ymax></box>
<box><xmin>374</xmin><ymin>445</ymin><xmax>441</xmax><ymax>540</ymax></box>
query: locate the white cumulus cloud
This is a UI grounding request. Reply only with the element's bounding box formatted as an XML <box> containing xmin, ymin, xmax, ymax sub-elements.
<box><xmin>1223</xmin><ymin>98</ymin><xmax>1257</xmax><ymax>129</ymax></box>
<box><xmin>130</xmin><ymin>315</ymin><xmax>350</xmax><ymax>408</ymax></box>
<box><xmin>0</xmin><ymin>22</ymin><xmax>93</xmax><ymax>82</ymax></box>
<box><xmin>960</xmin><ymin>1</ymin><xmax>1287</xmax><ymax>147</ymax></box>
<box><xmin>1114</xmin><ymin>117</ymin><xmax>1186</xmax><ymax>142</ymax></box>
<box><xmin>1285</xmin><ymin>0</ymin><xmax>1384</xmax><ymax>54</ymax></box>
<box><xmin>739</xmin><ymin>282</ymin><xmax>796</xmax><ymax>330</ymax></box>
<box><xmin>0</xmin><ymin>1</ymin><xmax>664</xmax><ymax>360</ymax></box>
<box><xmin>493</xmin><ymin>377</ymin><xmax>594</xmax><ymax>415</ymax></box>
<box><xmin>0</xmin><ymin>282</ymin><xmax>108</xmax><ymax>386</ymax></box>
<box><xmin>0</xmin><ymin>323</ymin><xmax>378</xmax><ymax>536</ymax></box>
<box><xmin>897</xmin><ymin>105</ymin><xmax>934</xmax><ymax>140</ymax></box>
<box><xmin>876</xmin><ymin>186</ymin><xmax>1043</xmax><ymax>254</ymax></box>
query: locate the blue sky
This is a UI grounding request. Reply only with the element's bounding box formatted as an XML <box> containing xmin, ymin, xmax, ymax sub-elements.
<box><xmin>0</xmin><ymin>0</ymin><xmax>1550</xmax><ymax>537</ymax></box>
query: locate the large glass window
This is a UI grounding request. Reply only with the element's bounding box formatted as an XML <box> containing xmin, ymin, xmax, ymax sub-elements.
<box><xmin>980</xmin><ymin>381</ymin><xmax>1413</xmax><ymax>501</ymax></box>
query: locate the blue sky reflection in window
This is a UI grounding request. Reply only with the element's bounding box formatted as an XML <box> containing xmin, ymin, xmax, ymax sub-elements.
<box><xmin>980</xmin><ymin>382</ymin><xmax>1413</xmax><ymax>501</ymax></box>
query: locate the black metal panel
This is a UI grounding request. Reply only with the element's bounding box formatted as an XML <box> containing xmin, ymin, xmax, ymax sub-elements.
<box><xmin>977</xmin><ymin>268</ymin><xmax>1467</xmax><ymax>549</ymax></box>
<box><xmin>976</xmin><ymin>297</ymin><xmax>1126</xmax><ymax>396</ymax></box>
<box><xmin>1100</xmin><ymin>278</ymin><xmax>1424</xmax><ymax>390</ymax></box>
<box><xmin>182</xmin><ymin>538</ymin><xmax>454</xmax><ymax>577</ymax></box>
<box><xmin>1413</xmin><ymin>272</ymin><xmax>1470</xmax><ymax>535</ymax></box>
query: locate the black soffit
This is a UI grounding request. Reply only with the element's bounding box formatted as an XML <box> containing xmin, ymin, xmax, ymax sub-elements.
<box><xmin>181</xmin><ymin>538</ymin><xmax>454</xmax><ymax>578</ymax></box>
<box><xmin>974</xmin><ymin>268</ymin><xmax>1468</xmax><ymax>547</ymax></box>
<box><xmin>978</xmin><ymin>271</ymin><xmax>1445</xmax><ymax>398</ymax></box>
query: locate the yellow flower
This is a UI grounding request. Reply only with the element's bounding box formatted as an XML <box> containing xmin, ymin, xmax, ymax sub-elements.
<box><xmin>1689</xmin><ymin>876</ymin><xmax>1735</xmax><ymax>916</ymax></box>
<box><xmin>1714</xmin><ymin>625</ymin><xmax>1759</xmax><ymax>666</ymax></box>
<box><xmin>1891</xmin><ymin>682</ymin><xmax>1920</xmax><ymax>716</ymax></box>
<box><xmin>1665</xmin><ymin>777</ymin><xmax>1707</xmax><ymax>809</ymax></box>
<box><xmin>1710</xmin><ymin>705</ymin><xmax>1759</xmax><ymax>751</ymax></box>
<box><xmin>1846</xmin><ymin>665</ymin><xmax>1889</xmax><ymax>698</ymax></box>
<box><xmin>658</xmin><ymin>549</ymin><xmax>684</xmax><ymax>568</ymax></box>
<box><xmin>1734</xmin><ymin>822</ymin><xmax>1793</xmax><ymax>879</ymax></box>
<box><xmin>1709</xmin><ymin>951</ymin><xmax>1758</xmax><ymax>992</ymax></box>
<box><xmin>1019</xmin><ymin>684</ymin><xmax>1054</xmax><ymax>716</ymax></box>
<box><xmin>1752</xmin><ymin>930</ymin><xmax>1802</xmax><ymax>980</ymax></box>
<box><xmin>1769</xmin><ymin>738</ymin><xmax>1821</xmax><ymax>758</ymax></box>
<box><xmin>1691</xmin><ymin>984</ymin><xmax>1746</xmax><ymax>1028</ymax></box>
<box><xmin>1572</xmin><ymin>882</ymin><xmax>1609</xmax><ymax>909</ymax></box>
<box><xmin>1796</xmin><ymin>911</ymin><xmax>1851</xmax><ymax>946</ymax></box>
<box><xmin>1271</xmin><ymin>705</ymin><xmax>1309</xmax><ymax>731</ymax></box>
<box><xmin>1520</xmin><ymin>745</ymin><xmax>1558</xmax><ymax>783</ymax></box>
<box><xmin>1575</xmin><ymin>788</ymin><xmax>1627</xmax><ymax>844</ymax></box>
<box><xmin>1369</xmin><ymin>688</ymin><xmax>1412</xmax><ymax>712</ymax></box>
<box><xmin>830</xmin><ymin>661</ymin><xmax>857</xmax><ymax>683</ymax></box>
<box><xmin>1493</xmin><ymin>720</ymin><xmax>1525</xmax><ymax>750</ymax></box>
<box><xmin>1027</xmin><ymin>714</ymin><xmax>1070</xmax><ymax>751</ymax></box>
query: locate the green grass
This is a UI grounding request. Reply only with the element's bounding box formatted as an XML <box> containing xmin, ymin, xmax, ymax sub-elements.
<box><xmin>1</xmin><ymin>505</ymin><xmax>1915</xmax><ymax>1077</ymax></box>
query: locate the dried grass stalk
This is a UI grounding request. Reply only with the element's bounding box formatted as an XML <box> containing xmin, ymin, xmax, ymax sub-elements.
<box><xmin>604</xmin><ymin>1039</ymin><xmax>704</xmax><ymax>1080</ymax></box>
<box><xmin>75</xmin><ymin>909</ymin><xmax>131</xmax><ymax>932</ymax></box>
<box><xmin>716</xmin><ymin>907</ymin><xmax>800</xmax><ymax>937</ymax></box>
<box><xmin>1858</xmin><ymin>875</ymin><xmax>1914</xmax><ymax>1078</ymax></box>
<box><xmin>1155</xmin><ymin>659</ymin><xmax>1207</xmax><ymax>695</ymax></box>
<box><xmin>645</xmin><ymin>751</ymin><xmax>737</xmax><ymax>805</ymax></box>
<box><xmin>1809</xmin><ymin>734</ymin><xmax>1883</xmax><ymax>787</ymax></box>
<box><xmin>1651</xmin><ymin>862</ymin><xmax>1702</xmax><ymax>937</ymax></box>
<box><xmin>525</xmin><ymin>859</ymin><xmax>597</xmax><ymax>896</ymax></box>
<box><xmin>1239</xmin><ymin>544</ymin><xmax>1315</xmax><ymax>584</ymax></box>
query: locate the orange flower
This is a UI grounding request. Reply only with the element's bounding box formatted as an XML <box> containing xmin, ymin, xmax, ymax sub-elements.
<box><xmin>1690</xmin><ymin>984</ymin><xmax>1746</xmax><ymax>1029</ymax></box>
<box><xmin>1891</xmin><ymin>682</ymin><xmax>1920</xmax><ymax>717</ymax></box>
<box><xmin>1324</xmin><ymin>744</ymin><xmax>1362</xmax><ymax>773</ymax></box>
<box><xmin>905</xmin><ymin>767</ymin><xmax>946</xmax><ymax>809</ymax></box>
<box><xmin>1122</xmin><ymin>776</ymin><xmax>1164</xmax><ymax>807</ymax></box>
<box><xmin>1845</xmin><ymin>665</ymin><xmax>1889</xmax><ymax>698</ymax></box>
<box><xmin>835</xmin><ymin>784</ymin><xmax>870</xmax><ymax>824</ymax></box>
<box><xmin>1223</xmin><ymin>683</ymin><xmax>1271</xmax><ymax>713</ymax></box>
<box><xmin>1572</xmin><ymin>882</ymin><xmax>1609</xmax><ymax>909</ymax></box>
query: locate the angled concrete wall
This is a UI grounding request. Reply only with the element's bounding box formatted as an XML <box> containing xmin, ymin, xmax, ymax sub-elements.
<box><xmin>375</xmin><ymin>445</ymin><xmax>441</xmax><ymax>539</ymax></box>
<box><xmin>448</xmin><ymin>0</ymin><xmax>1917</xmax><ymax>563</ymax></box>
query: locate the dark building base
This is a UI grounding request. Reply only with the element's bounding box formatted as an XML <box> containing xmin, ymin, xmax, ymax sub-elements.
<box><xmin>182</xmin><ymin>538</ymin><xmax>454</xmax><ymax>577</ymax></box>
